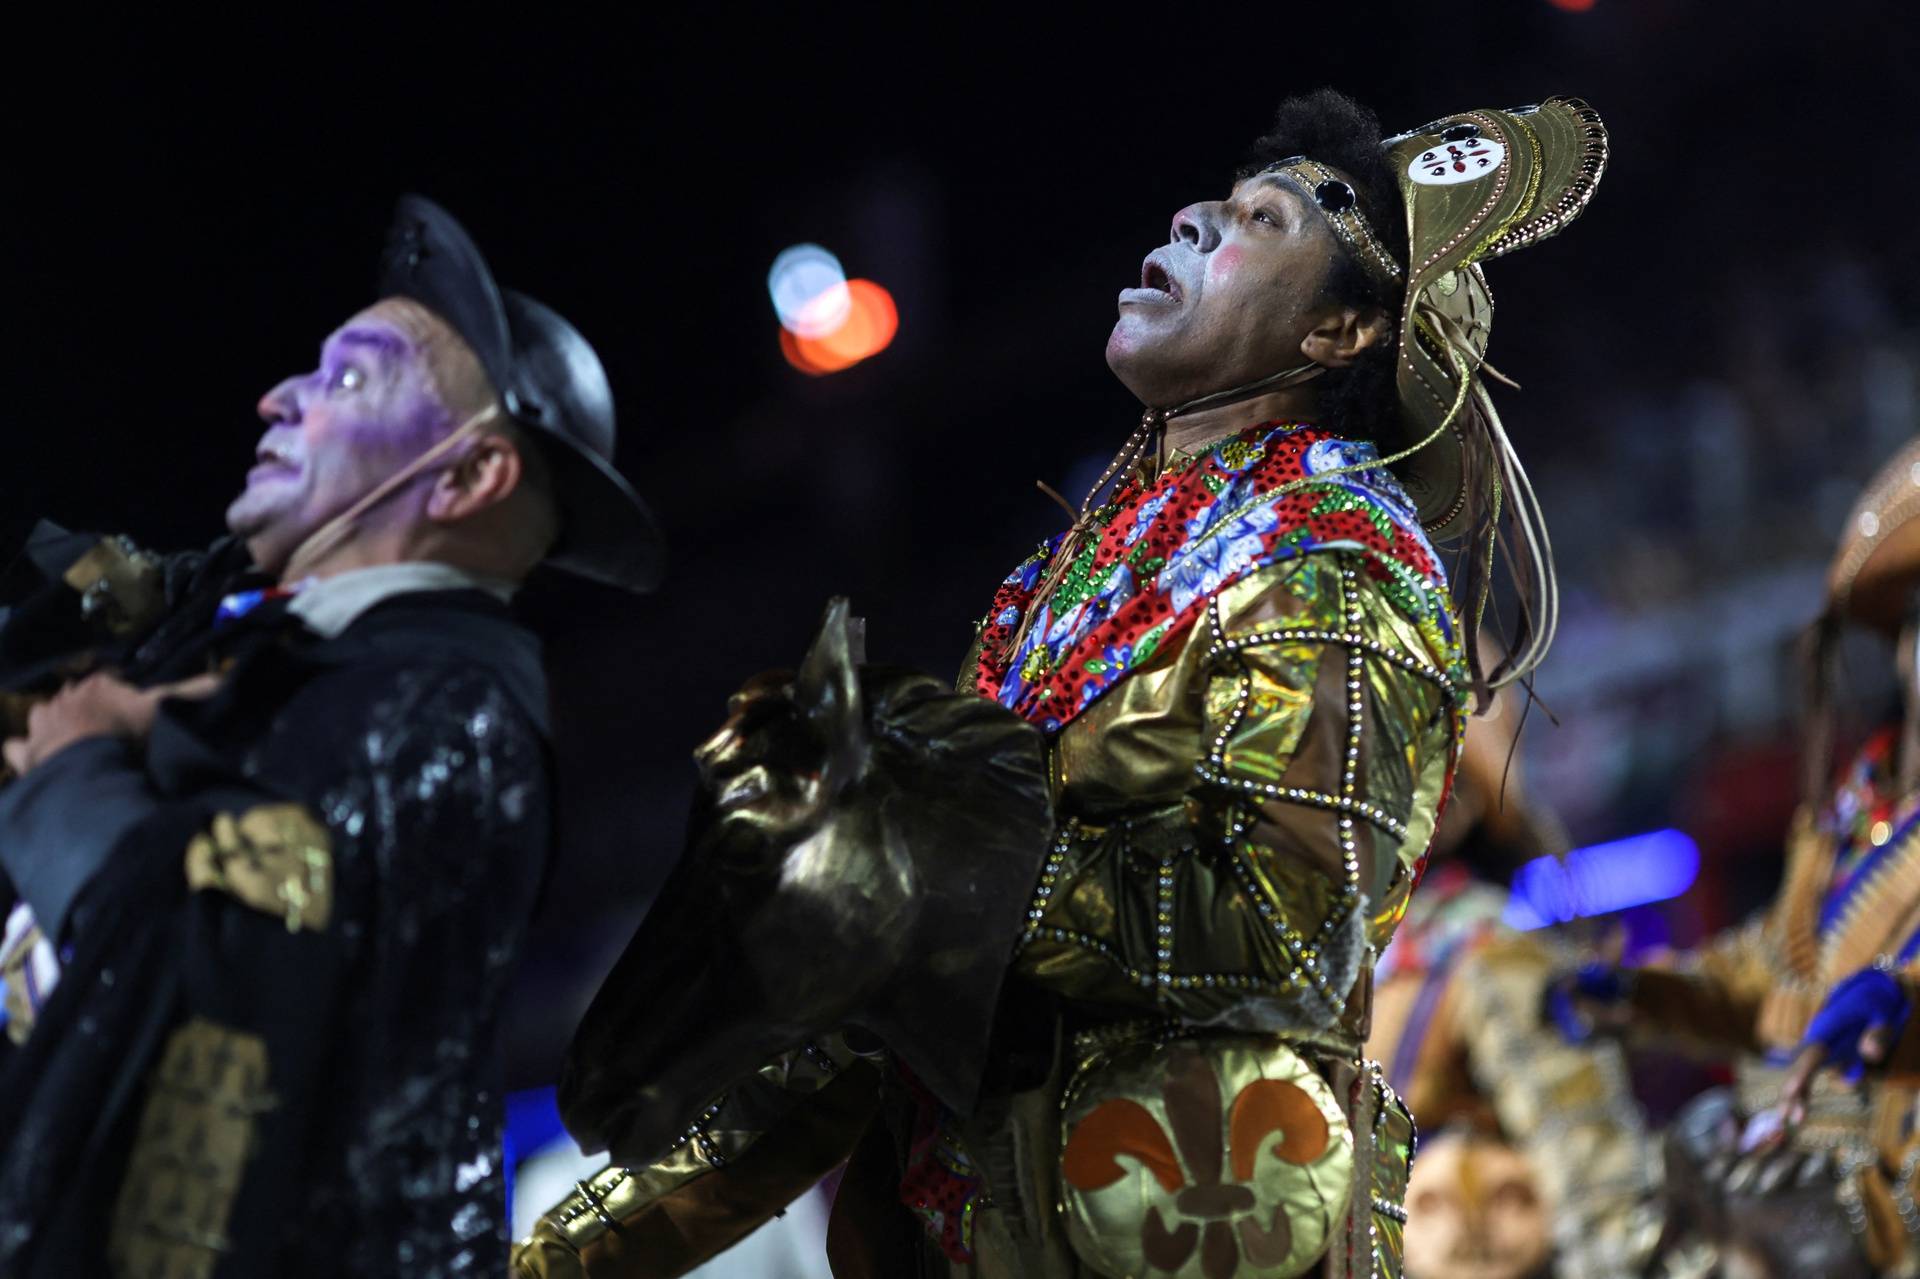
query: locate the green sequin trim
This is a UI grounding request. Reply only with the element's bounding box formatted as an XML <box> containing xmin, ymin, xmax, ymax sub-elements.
<box><xmin>1041</xmin><ymin>504</ymin><xmax>1126</xmax><ymax>614</ymax></box>
<box><xmin>1125</xmin><ymin>540</ymin><xmax>1166</xmax><ymax>574</ymax></box>
<box><xmin>1309</xmin><ymin>487</ymin><xmax>1396</xmax><ymax>541</ymax></box>
<box><xmin>1132</xmin><ymin>622</ymin><xmax>1171</xmax><ymax>666</ymax></box>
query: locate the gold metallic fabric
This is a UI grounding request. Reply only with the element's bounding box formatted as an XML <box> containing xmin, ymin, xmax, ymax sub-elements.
<box><xmin>534</xmin><ymin>553</ymin><xmax>1461</xmax><ymax>1277</ymax></box>
<box><xmin>1369</xmin><ymin>1078</ymin><xmax>1417</xmax><ymax>1277</ymax></box>
<box><xmin>60</xmin><ymin>535</ymin><xmax>166</xmax><ymax>639</ymax></box>
<box><xmin>560</xmin><ymin>600</ymin><xmax>1053</xmax><ymax>1160</ymax></box>
<box><xmin>183</xmin><ymin>804</ymin><xmax>333</xmax><ymax>934</ymax></box>
<box><xmin>1015</xmin><ymin>554</ymin><xmax>1459</xmax><ymax>1040</ymax></box>
<box><xmin>516</xmin><ymin>1037</ymin><xmax>872</xmax><ymax>1278</ymax></box>
<box><xmin>1059</xmin><ymin>1034</ymin><xmax>1353</xmax><ymax>1279</ymax></box>
<box><xmin>107</xmin><ymin>1017</ymin><xmax>274</xmax><ymax>1279</ymax></box>
<box><xmin>1258</xmin><ymin>158</ymin><xmax>1404</xmax><ymax>292</ymax></box>
<box><xmin>1383</xmin><ymin>99</ymin><xmax>1609</xmax><ymax>531</ymax></box>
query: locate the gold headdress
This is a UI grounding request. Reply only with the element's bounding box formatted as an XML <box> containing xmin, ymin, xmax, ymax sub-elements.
<box><xmin>1262</xmin><ymin>100</ymin><xmax>1607</xmax><ymax>697</ymax></box>
<box><xmin>1388</xmin><ymin>99</ymin><xmax>1608</xmax><ymax>694</ymax></box>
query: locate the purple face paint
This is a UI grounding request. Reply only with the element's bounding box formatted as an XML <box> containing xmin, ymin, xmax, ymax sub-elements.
<box><xmin>227</xmin><ymin>301</ymin><xmax>462</xmax><ymax>573</ymax></box>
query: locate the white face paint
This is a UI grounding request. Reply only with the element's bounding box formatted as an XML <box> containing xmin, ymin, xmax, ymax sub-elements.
<box><xmin>1408</xmin><ymin>135</ymin><xmax>1508</xmax><ymax>186</ymax></box>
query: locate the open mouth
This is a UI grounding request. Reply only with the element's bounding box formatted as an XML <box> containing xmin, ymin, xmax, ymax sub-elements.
<box><xmin>251</xmin><ymin>444</ymin><xmax>300</xmax><ymax>478</ymax></box>
<box><xmin>1141</xmin><ymin>259</ymin><xmax>1177</xmax><ymax>298</ymax></box>
<box><xmin>1118</xmin><ymin>251</ymin><xmax>1182</xmax><ymax>308</ymax></box>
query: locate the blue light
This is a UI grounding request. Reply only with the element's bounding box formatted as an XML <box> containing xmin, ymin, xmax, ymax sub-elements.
<box><xmin>503</xmin><ymin>1085</ymin><xmax>567</xmax><ymax>1216</ymax></box>
<box><xmin>1502</xmin><ymin>828</ymin><xmax>1700</xmax><ymax>930</ymax></box>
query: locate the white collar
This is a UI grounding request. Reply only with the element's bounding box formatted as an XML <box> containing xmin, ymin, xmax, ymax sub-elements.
<box><xmin>287</xmin><ymin>562</ymin><xmax>517</xmax><ymax>639</ymax></box>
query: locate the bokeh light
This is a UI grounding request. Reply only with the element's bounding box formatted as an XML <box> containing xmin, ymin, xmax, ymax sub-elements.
<box><xmin>1546</xmin><ymin>0</ymin><xmax>1597</xmax><ymax>10</ymax></box>
<box><xmin>768</xmin><ymin>244</ymin><xmax>851</xmax><ymax>338</ymax></box>
<box><xmin>780</xmin><ymin>279</ymin><xmax>899</xmax><ymax>376</ymax></box>
<box><xmin>1502</xmin><ymin>829</ymin><xmax>1700</xmax><ymax>930</ymax></box>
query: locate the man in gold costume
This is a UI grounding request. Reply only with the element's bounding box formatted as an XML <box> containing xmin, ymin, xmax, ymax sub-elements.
<box><xmin>518</xmin><ymin>90</ymin><xmax>1608</xmax><ymax>1278</ymax></box>
<box><xmin>1560</xmin><ymin>437</ymin><xmax>1920</xmax><ymax>1277</ymax></box>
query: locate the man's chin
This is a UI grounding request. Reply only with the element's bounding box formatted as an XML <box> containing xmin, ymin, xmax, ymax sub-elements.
<box><xmin>1105</xmin><ymin>321</ymin><xmax>1183</xmax><ymax>405</ymax></box>
<box><xmin>225</xmin><ymin>507</ymin><xmax>291</xmax><ymax>573</ymax></box>
<box><xmin>225</xmin><ymin>502</ymin><xmax>263</xmax><ymax>541</ymax></box>
<box><xmin>1104</xmin><ymin>319</ymin><xmax>1144</xmax><ymax>378</ymax></box>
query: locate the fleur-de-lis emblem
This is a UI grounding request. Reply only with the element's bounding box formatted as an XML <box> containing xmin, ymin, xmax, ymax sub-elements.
<box><xmin>1061</xmin><ymin>1041</ymin><xmax>1348</xmax><ymax>1278</ymax></box>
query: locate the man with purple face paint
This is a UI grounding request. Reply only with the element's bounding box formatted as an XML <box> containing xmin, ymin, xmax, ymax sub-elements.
<box><xmin>0</xmin><ymin>196</ymin><xmax>661</xmax><ymax>1278</ymax></box>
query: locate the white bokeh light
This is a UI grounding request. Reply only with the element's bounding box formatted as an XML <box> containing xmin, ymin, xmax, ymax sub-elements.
<box><xmin>768</xmin><ymin>244</ymin><xmax>851</xmax><ymax>339</ymax></box>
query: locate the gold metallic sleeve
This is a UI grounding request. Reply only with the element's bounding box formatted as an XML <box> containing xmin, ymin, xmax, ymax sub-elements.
<box><xmin>1201</xmin><ymin>555</ymin><xmax>1457</xmax><ymax>959</ymax></box>
<box><xmin>1013</xmin><ymin>552</ymin><xmax>1459</xmax><ymax>1040</ymax></box>
<box><xmin>512</xmin><ymin>1037</ymin><xmax>877</xmax><ymax>1279</ymax></box>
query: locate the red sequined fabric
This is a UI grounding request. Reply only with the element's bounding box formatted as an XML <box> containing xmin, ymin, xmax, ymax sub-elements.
<box><xmin>974</xmin><ymin>422</ymin><xmax>1453</xmax><ymax>733</ymax></box>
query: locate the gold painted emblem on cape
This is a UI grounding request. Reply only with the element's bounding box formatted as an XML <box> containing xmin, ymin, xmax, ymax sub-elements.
<box><xmin>109</xmin><ymin>1017</ymin><xmax>277</xmax><ymax>1278</ymax></box>
<box><xmin>184</xmin><ymin>803</ymin><xmax>333</xmax><ymax>932</ymax></box>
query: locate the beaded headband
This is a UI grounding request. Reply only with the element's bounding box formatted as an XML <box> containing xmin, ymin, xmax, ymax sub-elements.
<box><xmin>1259</xmin><ymin>157</ymin><xmax>1405</xmax><ymax>291</ymax></box>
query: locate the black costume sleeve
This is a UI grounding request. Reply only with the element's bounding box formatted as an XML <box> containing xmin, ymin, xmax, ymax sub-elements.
<box><xmin>0</xmin><ymin>652</ymin><xmax>551</xmax><ymax>1279</ymax></box>
<box><xmin>0</xmin><ymin>736</ymin><xmax>164</xmax><ymax>942</ymax></box>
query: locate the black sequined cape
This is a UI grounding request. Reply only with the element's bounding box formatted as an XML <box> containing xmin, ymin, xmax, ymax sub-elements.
<box><xmin>0</xmin><ymin>566</ymin><xmax>551</xmax><ymax>1278</ymax></box>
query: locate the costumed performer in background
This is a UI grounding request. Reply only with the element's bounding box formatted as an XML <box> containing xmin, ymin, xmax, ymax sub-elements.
<box><xmin>1558</xmin><ymin>435</ymin><xmax>1920</xmax><ymax>1278</ymax></box>
<box><xmin>1368</xmin><ymin>685</ymin><xmax>1658</xmax><ymax>1279</ymax></box>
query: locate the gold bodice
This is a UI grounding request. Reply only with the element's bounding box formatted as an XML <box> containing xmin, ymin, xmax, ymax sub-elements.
<box><xmin>1015</xmin><ymin>551</ymin><xmax>1460</xmax><ymax>1042</ymax></box>
<box><xmin>517</xmin><ymin>549</ymin><xmax>1466</xmax><ymax>1279</ymax></box>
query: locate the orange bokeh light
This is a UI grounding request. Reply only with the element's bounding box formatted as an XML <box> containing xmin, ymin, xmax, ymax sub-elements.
<box><xmin>1546</xmin><ymin>0</ymin><xmax>1596</xmax><ymax>10</ymax></box>
<box><xmin>780</xmin><ymin>327</ymin><xmax>861</xmax><ymax>375</ymax></box>
<box><xmin>780</xmin><ymin>279</ymin><xmax>899</xmax><ymax>376</ymax></box>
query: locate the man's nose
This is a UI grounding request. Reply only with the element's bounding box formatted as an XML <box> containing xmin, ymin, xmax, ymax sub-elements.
<box><xmin>1171</xmin><ymin>202</ymin><xmax>1223</xmax><ymax>254</ymax></box>
<box><xmin>257</xmin><ymin>375</ymin><xmax>303</xmax><ymax>424</ymax></box>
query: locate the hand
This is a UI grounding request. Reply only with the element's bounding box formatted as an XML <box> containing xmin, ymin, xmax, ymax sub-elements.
<box><xmin>1778</xmin><ymin>967</ymin><xmax>1911</xmax><ymax>1122</ymax></box>
<box><xmin>1</xmin><ymin>671</ymin><xmax>221</xmax><ymax>776</ymax></box>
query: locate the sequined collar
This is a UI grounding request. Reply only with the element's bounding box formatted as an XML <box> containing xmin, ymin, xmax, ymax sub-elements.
<box><xmin>973</xmin><ymin>422</ymin><xmax>1458</xmax><ymax>733</ymax></box>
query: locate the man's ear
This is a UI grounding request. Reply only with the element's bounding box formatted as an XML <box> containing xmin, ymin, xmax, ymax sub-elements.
<box><xmin>1299</xmin><ymin>306</ymin><xmax>1393</xmax><ymax>370</ymax></box>
<box><xmin>427</xmin><ymin>434</ymin><xmax>523</xmax><ymax>524</ymax></box>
